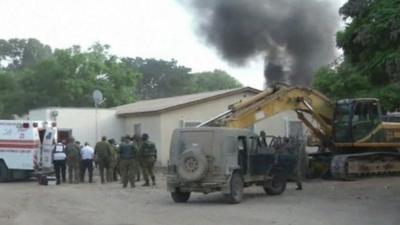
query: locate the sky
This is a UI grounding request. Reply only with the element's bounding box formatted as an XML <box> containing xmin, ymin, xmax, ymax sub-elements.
<box><xmin>0</xmin><ymin>0</ymin><xmax>345</xmax><ymax>90</ymax></box>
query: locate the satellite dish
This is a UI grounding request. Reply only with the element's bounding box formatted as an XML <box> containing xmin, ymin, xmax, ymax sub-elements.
<box><xmin>92</xmin><ymin>90</ymin><xmax>103</xmax><ymax>106</ymax></box>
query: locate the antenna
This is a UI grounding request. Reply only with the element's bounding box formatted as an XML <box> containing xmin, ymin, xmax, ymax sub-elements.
<box><xmin>92</xmin><ymin>89</ymin><xmax>105</xmax><ymax>143</ymax></box>
<box><xmin>92</xmin><ymin>90</ymin><xmax>104</xmax><ymax>107</ymax></box>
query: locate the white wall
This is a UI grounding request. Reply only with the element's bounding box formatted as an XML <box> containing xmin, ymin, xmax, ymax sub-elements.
<box><xmin>28</xmin><ymin>108</ymin><xmax>49</xmax><ymax>121</ymax></box>
<box><xmin>254</xmin><ymin>111</ymin><xmax>318</xmax><ymax>152</ymax></box>
<box><xmin>29</xmin><ymin>108</ymin><xmax>122</xmax><ymax>146</ymax></box>
<box><xmin>254</xmin><ymin>111</ymin><xmax>300</xmax><ymax>136</ymax></box>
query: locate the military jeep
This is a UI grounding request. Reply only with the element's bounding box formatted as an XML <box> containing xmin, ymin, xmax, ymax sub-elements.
<box><xmin>167</xmin><ymin>127</ymin><xmax>296</xmax><ymax>203</ymax></box>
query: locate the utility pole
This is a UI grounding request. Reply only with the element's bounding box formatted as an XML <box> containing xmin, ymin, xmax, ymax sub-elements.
<box><xmin>92</xmin><ymin>90</ymin><xmax>105</xmax><ymax>144</ymax></box>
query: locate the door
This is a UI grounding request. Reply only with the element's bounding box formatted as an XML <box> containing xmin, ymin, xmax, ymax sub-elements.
<box><xmin>333</xmin><ymin>102</ymin><xmax>353</xmax><ymax>142</ymax></box>
<box><xmin>58</xmin><ymin>129</ymin><xmax>72</xmax><ymax>143</ymax></box>
<box><xmin>351</xmin><ymin>101</ymin><xmax>380</xmax><ymax>141</ymax></box>
<box><xmin>41</xmin><ymin>127</ymin><xmax>57</xmax><ymax>169</ymax></box>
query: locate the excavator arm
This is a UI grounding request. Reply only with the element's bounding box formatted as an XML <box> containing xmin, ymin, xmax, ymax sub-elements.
<box><xmin>198</xmin><ymin>85</ymin><xmax>400</xmax><ymax>179</ymax></box>
<box><xmin>200</xmin><ymin>85</ymin><xmax>335</xmax><ymax>145</ymax></box>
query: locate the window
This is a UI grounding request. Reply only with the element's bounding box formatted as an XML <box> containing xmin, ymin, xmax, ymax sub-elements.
<box><xmin>369</xmin><ymin>102</ymin><xmax>380</xmax><ymax>125</ymax></box>
<box><xmin>352</xmin><ymin>101</ymin><xmax>380</xmax><ymax>141</ymax></box>
<box><xmin>184</xmin><ymin>121</ymin><xmax>201</xmax><ymax>128</ymax></box>
<box><xmin>334</xmin><ymin>102</ymin><xmax>352</xmax><ymax>142</ymax></box>
<box><xmin>287</xmin><ymin>120</ymin><xmax>303</xmax><ymax>139</ymax></box>
<box><xmin>177</xmin><ymin>131</ymin><xmax>213</xmax><ymax>154</ymax></box>
<box><xmin>335</xmin><ymin>103</ymin><xmax>352</xmax><ymax>124</ymax></box>
<box><xmin>134</xmin><ymin>123</ymin><xmax>142</xmax><ymax>136</ymax></box>
<box><xmin>179</xmin><ymin>120</ymin><xmax>201</xmax><ymax>128</ymax></box>
<box><xmin>353</xmin><ymin>103</ymin><xmax>368</xmax><ymax>123</ymax></box>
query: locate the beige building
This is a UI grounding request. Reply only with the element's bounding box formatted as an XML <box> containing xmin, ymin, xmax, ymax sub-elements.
<box><xmin>29</xmin><ymin>87</ymin><xmax>306</xmax><ymax>166</ymax></box>
<box><xmin>116</xmin><ymin>87</ymin><xmax>261</xmax><ymax>165</ymax></box>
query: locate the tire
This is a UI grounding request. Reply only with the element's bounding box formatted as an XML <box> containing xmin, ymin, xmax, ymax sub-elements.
<box><xmin>224</xmin><ymin>173</ymin><xmax>244</xmax><ymax>204</ymax></box>
<box><xmin>171</xmin><ymin>190</ymin><xmax>191</xmax><ymax>203</ymax></box>
<box><xmin>177</xmin><ymin>150</ymin><xmax>208</xmax><ymax>182</ymax></box>
<box><xmin>263</xmin><ymin>175</ymin><xmax>287</xmax><ymax>195</ymax></box>
<box><xmin>0</xmin><ymin>161</ymin><xmax>10</xmax><ymax>182</ymax></box>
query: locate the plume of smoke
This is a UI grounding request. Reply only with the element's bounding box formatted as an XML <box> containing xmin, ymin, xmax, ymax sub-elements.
<box><xmin>180</xmin><ymin>0</ymin><xmax>340</xmax><ymax>86</ymax></box>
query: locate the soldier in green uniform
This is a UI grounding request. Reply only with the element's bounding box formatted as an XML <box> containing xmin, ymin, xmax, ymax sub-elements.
<box><xmin>94</xmin><ymin>136</ymin><xmax>113</xmax><ymax>184</ymax></box>
<box><xmin>118</xmin><ymin>135</ymin><xmax>137</xmax><ymax>188</ymax></box>
<box><xmin>131</xmin><ymin>134</ymin><xmax>142</xmax><ymax>181</ymax></box>
<box><xmin>283</xmin><ymin>137</ymin><xmax>307</xmax><ymax>190</ymax></box>
<box><xmin>294</xmin><ymin>141</ymin><xmax>308</xmax><ymax>190</ymax></box>
<box><xmin>140</xmin><ymin>133</ymin><xmax>157</xmax><ymax>186</ymax></box>
<box><xmin>65</xmin><ymin>136</ymin><xmax>80</xmax><ymax>184</ymax></box>
<box><xmin>108</xmin><ymin>139</ymin><xmax>119</xmax><ymax>181</ymax></box>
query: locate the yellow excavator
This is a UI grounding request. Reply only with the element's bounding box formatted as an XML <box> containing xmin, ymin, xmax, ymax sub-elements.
<box><xmin>199</xmin><ymin>84</ymin><xmax>400</xmax><ymax>179</ymax></box>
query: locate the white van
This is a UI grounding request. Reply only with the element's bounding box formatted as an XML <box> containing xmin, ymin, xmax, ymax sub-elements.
<box><xmin>0</xmin><ymin>120</ymin><xmax>57</xmax><ymax>181</ymax></box>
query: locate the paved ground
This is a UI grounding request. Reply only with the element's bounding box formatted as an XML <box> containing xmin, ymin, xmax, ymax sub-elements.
<box><xmin>0</xmin><ymin>175</ymin><xmax>399</xmax><ymax>225</ymax></box>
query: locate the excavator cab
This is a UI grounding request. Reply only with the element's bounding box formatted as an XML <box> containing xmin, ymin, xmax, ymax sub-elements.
<box><xmin>333</xmin><ymin>99</ymin><xmax>381</xmax><ymax>143</ymax></box>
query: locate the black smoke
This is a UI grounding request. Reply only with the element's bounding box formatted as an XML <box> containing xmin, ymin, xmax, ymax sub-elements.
<box><xmin>180</xmin><ymin>0</ymin><xmax>340</xmax><ymax>86</ymax></box>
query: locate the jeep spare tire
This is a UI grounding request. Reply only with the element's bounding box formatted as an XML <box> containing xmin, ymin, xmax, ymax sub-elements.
<box><xmin>177</xmin><ymin>150</ymin><xmax>208</xmax><ymax>182</ymax></box>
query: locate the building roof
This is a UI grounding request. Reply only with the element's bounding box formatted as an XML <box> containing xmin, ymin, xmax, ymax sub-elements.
<box><xmin>116</xmin><ymin>87</ymin><xmax>261</xmax><ymax>116</ymax></box>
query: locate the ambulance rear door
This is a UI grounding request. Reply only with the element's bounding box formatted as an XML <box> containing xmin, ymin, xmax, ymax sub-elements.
<box><xmin>40</xmin><ymin>127</ymin><xmax>57</xmax><ymax>169</ymax></box>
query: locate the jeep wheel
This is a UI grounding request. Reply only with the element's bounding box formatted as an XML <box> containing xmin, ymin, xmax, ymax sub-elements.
<box><xmin>225</xmin><ymin>173</ymin><xmax>244</xmax><ymax>204</ymax></box>
<box><xmin>0</xmin><ymin>161</ymin><xmax>10</xmax><ymax>182</ymax></box>
<box><xmin>171</xmin><ymin>190</ymin><xmax>191</xmax><ymax>203</ymax></box>
<box><xmin>263</xmin><ymin>175</ymin><xmax>286</xmax><ymax>195</ymax></box>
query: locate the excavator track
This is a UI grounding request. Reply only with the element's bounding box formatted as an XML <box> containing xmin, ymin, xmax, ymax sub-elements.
<box><xmin>330</xmin><ymin>152</ymin><xmax>400</xmax><ymax>180</ymax></box>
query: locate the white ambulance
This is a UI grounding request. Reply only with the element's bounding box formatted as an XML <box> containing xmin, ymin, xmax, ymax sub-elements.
<box><xmin>0</xmin><ymin>120</ymin><xmax>57</xmax><ymax>182</ymax></box>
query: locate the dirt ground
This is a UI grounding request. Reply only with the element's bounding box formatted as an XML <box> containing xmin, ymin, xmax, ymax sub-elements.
<box><xmin>0</xmin><ymin>174</ymin><xmax>399</xmax><ymax>225</ymax></box>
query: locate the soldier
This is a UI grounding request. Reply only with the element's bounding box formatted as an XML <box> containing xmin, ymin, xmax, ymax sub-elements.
<box><xmin>284</xmin><ymin>137</ymin><xmax>307</xmax><ymax>190</ymax></box>
<box><xmin>118</xmin><ymin>135</ymin><xmax>137</xmax><ymax>188</ymax></box>
<box><xmin>65</xmin><ymin>137</ymin><xmax>80</xmax><ymax>184</ymax></box>
<box><xmin>75</xmin><ymin>141</ymin><xmax>83</xmax><ymax>181</ymax></box>
<box><xmin>108</xmin><ymin>139</ymin><xmax>120</xmax><ymax>181</ymax></box>
<box><xmin>131</xmin><ymin>134</ymin><xmax>142</xmax><ymax>181</ymax></box>
<box><xmin>94</xmin><ymin>136</ymin><xmax>113</xmax><ymax>184</ymax></box>
<box><xmin>294</xmin><ymin>140</ymin><xmax>308</xmax><ymax>190</ymax></box>
<box><xmin>75</xmin><ymin>141</ymin><xmax>82</xmax><ymax>149</ymax></box>
<box><xmin>140</xmin><ymin>133</ymin><xmax>157</xmax><ymax>186</ymax></box>
<box><xmin>259</xmin><ymin>130</ymin><xmax>268</xmax><ymax>147</ymax></box>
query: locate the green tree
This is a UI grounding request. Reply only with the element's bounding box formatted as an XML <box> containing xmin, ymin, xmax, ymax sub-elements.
<box><xmin>123</xmin><ymin>57</ymin><xmax>243</xmax><ymax>100</ymax></box>
<box><xmin>191</xmin><ymin>69</ymin><xmax>242</xmax><ymax>92</ymax></box>
<box><xmin>16</xmin><ymin>43</ymin><xmax>140</xmax><ymax>114</ymax></box>
<box><xmin>314</xmin><ymin>63</ymin><xmax>372</xmax><ymax>98</ymax></box>
<box><xmin>313</xmin><ymin>0</ymin><xmax>400</xmax><ymax>111</ymax></box>
<box><xmin>0</xmin><ymin>71</ymin><xmax>26</xmax><ymax>118</ymax></box>
<box><xmin>0</xmin><ymin>39</ymin><xmax>244</xmax><ymax>118</ymax></box>
<box><xmin>122</xmin><ymin>57</ymin><xmax>193</xmax><ymax>99</ymax></box>
<box><xmin>0</xmin><ymin>38</ymin><xmax>52</xmax><ymax>69</ymax></box>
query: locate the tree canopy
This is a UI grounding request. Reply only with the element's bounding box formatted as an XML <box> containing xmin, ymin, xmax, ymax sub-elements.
<box><xmin>191</xmin><ymin>70</ymin><xmax>243</xmax><ymax>93</ymax></box>
<box><xmin>122</xmin><ymin>57</ymin><xmax>243</xmax><ymax>99</ymax></box>
<box><xmin>122</xmin><ymin>57</ymin><xmax>194</xmax><ymax>100</ymax></box>
<box><xmin>0</xmin><ymin>38</ymin><xmax>52</xmax><ymax>70</ymax></box>
<box><xmin>313</xmin><ymin>0</ymin><xmax>400</xmax><ymax>111</ymax></box>
<box><xmin>0</xmin><ymin>38</ymin><xmax>242</xmax><ymax>118</ymax></box>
